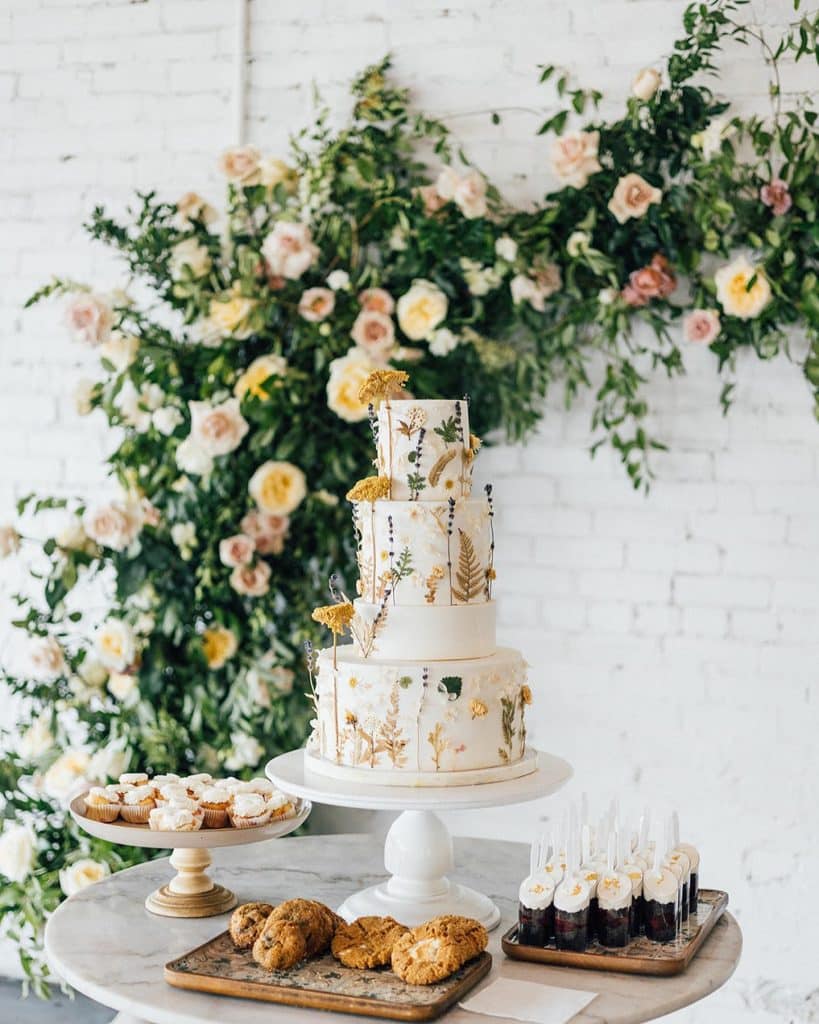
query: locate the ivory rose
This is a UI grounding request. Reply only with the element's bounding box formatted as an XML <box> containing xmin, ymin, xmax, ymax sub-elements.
<box><xmin>684</xmin><ymin>309</ymin><xmax>721</xmax><ymax>345</ymax></box>
<box><xmin>359</xmin><ymin>288</ymin><xmax>394</xmax><ymax>315</ymax></box>
<box><xmin>396</xmin><ymin>279</ymin><xmax>448</xmax><ymax>341</ymax></box>
<box><xmin>59</xmin><ymin>859</ymin><xmax>110</xmax><ymax>898</ymax></box>
<box><xmin>261</xmin><ymin>221</ymin><xmax>319</xmax><ymax>280</ymax></box>
<box><xmin>495</xmin><ymin>236</ymin><xmax>518</xmax><ymax>262</ymax></box>
<box><xmin>435</xmin><ymin>167</ymin><xmax>488</xmax><ymax>219</ymax></box>
<box><xmin>234</xmin><ymin>354</ymin><xmax>288</xmax><ymax>401</ymax></box>
<box><xmin>218</xmin><ymin>144</ymin><xmax>261</xmax><ymax>183</ymax></box>
<box><xmin>99</xmin><ymin>332</ymin><xmax>139</xmax><ymax>372</ymax></box>
<box><xmin>202</xmin><ymin>626</ymin><xmax>237</xmax><ymax>669</ymax></box>
<box><xmin>188</xmin><ymin>397</ymin><xmax>248</xmax><ymax>457</ymax></box>
<box><xmin>429</xmin><ymin>328</ymin><xmax>459</xmax><ymax>357</ymax></box>
<box><xmin>0</xmin><ymin>824</ymin><xmax>36</xmax><ymax>884</ymax></box>
<box><xmin>249</xmin><ymin>461</ymin><xmax>307</xmax><ymax>516</ymax></box>
<box><xmin>64</xmin><ymin>293</ymin><xmax>114</xmax><ymax>347</ymax></box>
<box><xmin>608</xmin><ymin>173</ymin><xmax>662</xmax><ymax>224</ymax></box>
<box><xmin>230</xmin><ymin>561</ymin><xmax>272</xmax><ymax>597</ymax></box>
<box><xmin>94</xmin><ymin>619</ymin><xmax>136</xmax><ymax>673</ymax></box>
<box><xmin>550</xmin><ymin>131</ymin><xmax>602</xmax><ymax>189</ymax></box>
<box><xmin>259</xmin><ymin>156</ymin><xmax>297</xmax><ymax>192</ymax></box>
<box><xmin>107</xmin><ymin>672</ymin><xmax>138</xmax><ymax>702</ymax></box>
<box><xmin>715</xmin><ymin>257</ymin><xmax>772</xmax><ymax>320</ymax></box>
<box><xmin>298</xmin><ymin>287</ymin><xmax>335</xmax><ymax>323</ymax></box>
<box><xmin>152</xmin><ymin>406</ymin><xmax>183</xmax><ymax>436</ymax></box>
<box><xmin>29</xmin><ymin>637</ymin><xmax>66</xmax><ymax>682</ymax></box>
<box><xmin>327</xmin><ymin>269</ymin><xmax>350</xmax><ymax>291</ymax></box>
<box><xmin>175</xmin><ymin>436</ymin><xmax>213</xmax><ymax>477</ymax></box>
<box><xmin>175</xmin><ymin>191</ymin><xmax>217</xmax><ymax>227</ymax></box>
<box><xmin>208</xmin><ymin>291</ymin><xmax>256</xmax><ymax>339</ymax></box>
<box><xmin>350</xmin><ymin>310</ymin><xmax>396</xmax><ymax>360</ymax></box>
<box><xmin>219</xmin><ymin>533</ymin><xmax>256</xmax><ymax>568</ymax></box>
<box><xmin>240</xmin><ymin>511</ymin><xmax>290</xmax><ymax>555</ymax></box>
<box><xmin>632</xmin><ymin>67</ymin><xmax>661</xmax><ymax>101</ymax></box>
<box><xmin>168</xmin><ymin>238</ymin><xmax>211</xmax><ymax>280</ymax></box>
<box><xmin>83</xmin><ymin>498</ymin><xmax>143</xmax><ymax>551</ymax></box>
<box><xmin>326</xmin><ymin>348</ymin><xmax>377</xmax><ymax>422</ymax></box>
<box><xmin>43</xmin><ymin>749</ymin><xmax>91</xmax><ymax>802</ymax></box>
<box><xmin>0</xmin><ymin>524</ymin><xmax>20</xmax><ymax>557</ymax></box>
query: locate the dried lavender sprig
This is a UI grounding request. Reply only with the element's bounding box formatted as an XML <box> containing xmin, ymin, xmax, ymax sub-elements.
<box><xmin>446</xmin><ymin>496</ymin><xmax>456</xmax><ymax>605</ymax></box>
<box><xmin>454</xmin><ymin>400</ymin><xmax>464</xmax><ymax>444</ymax></box>
<box><xmin>485</xmin><ymin>484</ymin><xmax>496</xmax><ymax>599</ymax></box>
<box><xmin>367</xmin><ymin>402</ymin><xmax>379</xmax><ymax>445</ymax></box>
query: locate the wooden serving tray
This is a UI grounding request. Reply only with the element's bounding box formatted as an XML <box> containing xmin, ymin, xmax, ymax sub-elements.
<box><xmin>165</xmin><ymin>931</ymin><xmax>492</xmax><ymax>1021</ymax></box>
<box><xmin>502</xmin><ymin>888</ymin><xmax>728</xmax><ymax>977</ymax></box>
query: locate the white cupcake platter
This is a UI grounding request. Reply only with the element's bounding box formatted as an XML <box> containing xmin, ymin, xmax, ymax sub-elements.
<box><xmin>266</xmin><ymin>746</ymin><xmax>571</xmax><ymax>931</ymax></box>
<box><xmin>68</xmin><ymin>793</ymin><xmax>311</xmax><ymax>919</ymax></box>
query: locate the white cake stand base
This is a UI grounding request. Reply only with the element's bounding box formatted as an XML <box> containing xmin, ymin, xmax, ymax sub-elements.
<box><xmin>266</xmin><ymin>747</ymin><xmax>571</xmax><ymax>930</ymax></box>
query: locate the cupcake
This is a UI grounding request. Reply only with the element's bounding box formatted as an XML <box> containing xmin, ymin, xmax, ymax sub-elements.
<box><xmin>596</xmin><ymin>871</ymin><xmax>632</xmax><ymax>948</ymax></box>
<box><xmin>675</xmin><ymin>842</ymin><xmax>700</xmax><ymax>915</ymax></box>
<box><xmin>179</xmin><ymin>773</ymin><xmax>211</xmax><ymax>799</ymax></box>
<box><xmin>150</xmin><ymin>773</ymin><xmax>180</xmax><ymax>799</ymax></box>
<box><xmin>199</xmin><ymin>786</ymin><xmax>231</xmax><ymax>828</ymax></box>
<box><xmin>643</xmin><ymin>867</ymin><xmax>679</xmax><ymax>943</ymax></box>
<box><xmin>553</xmin><ymin>875</ymin><xmax>591</xmax><ymax>952</ymax></box>
<box><xmin>623</xmin><ymin>860</ymin><xmax>645</xmax><ymax>937</ymax></box>
<box><xmin>664</xmin><ymin>849</ymin><xmax>691</xmax><ymax>923</ymax></box>
<box><xmin>266</xmin><ymin>791</ymin><xmax>295</xmax><ymax>821</ymax></box>
<box><xmin>149</xmin><ymin>804</ymin><xmax>202</xmax><ymax>832</ymax></box>
<box><xmin>518</xmin><ymin>874</ymin><xmax>555</xmax><ymax>947</ymax></box>
<box><xmin>229</xmin><ymin>792</ymin><xmax>272</xmax><ymax>829</ymax></box>
<box><xmin>119</xmin><ymin>772</ymin><xmax>149</xmax><ymax>787</ymax></box>
<box><xmin>83</xmin><ymin>785</ymin><xmax>121</xmax><ymax>823</ymax></box>
<box><xmin>120</xmin><ymin>783</ymin><xmax>156</xmax><ymax>824</ymax></box>
<box><xmin>157</xmin><ymin>783</ymin><xmax>191</xmax><ymax>806</ymax></box>
<box><xmin>245</xmin><ymin>778</ymin><xmax>275</xmax><ymax>797</ymax></box>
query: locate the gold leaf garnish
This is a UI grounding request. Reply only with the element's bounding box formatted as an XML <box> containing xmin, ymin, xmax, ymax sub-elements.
<box><xmin>428</xmin><ymin>448</ymin><xmax>457</xmax><ymax>487</ymax></box>
<box><xmin>520</xmin><ymin>684</ymin><xmax>532</xmax><ymax>705</ymax></box>
<box><xmin>470</xmin><ymin>698</ymin><xmax>488</xmax><ymax>719</ymax></box>
<box><xmin>346</xmin><ymin>476</ymin><xmax>390</xmax><ymax>502</ymax></box>
<box><xmin>311</xmin><ymin>602</ymin><xmax>354</xmax><ymax>635</ymax></box>
<box><xmin>358</xmin><ymin>369</ymin><xmax>410</xmax><ymax>405</ymax></box>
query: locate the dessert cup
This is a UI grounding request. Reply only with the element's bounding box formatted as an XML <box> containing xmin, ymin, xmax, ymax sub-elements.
<box><xmin>597</xmin><ymin>905</ymin><xmax>630</xmax><ymax>947</ymax></box>
<box><xmin>644</xmin><ymin>898</ymin><xmax>677</xmax><ymax>942</ymax></box>
<box><xmin>554</xmin><ymin>908</ymin><xmax>588</xmax><ymax>951</ymax></box>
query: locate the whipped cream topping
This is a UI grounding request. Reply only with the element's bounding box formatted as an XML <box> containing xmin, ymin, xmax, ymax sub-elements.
<box><xmin>518</xmin><ymin>873</ymin><xmax>555</xmax><ymax>910</ymax></box>
<box><xmin>151</xmin><ymin>773</ymin><xmax>180</xmax><ymax>790</ymax></box>
<box><xmin>159</xmin><ymin>783</ymin><xmax>192</xmax><ymax>803</ymax></box>
<box><xmin>554</xmin><ymin>874</ymin><xmax>591</xmax><ymax>914</ymax></box>
<box><xmin>665</xmin><ymin>849</ymin><xmax>691</xmax><ymax>882</ymax></box>
<box><xmin>544</xmin><ymin>858</ymin><xmax>565</xmax><ymax>887</ymax></box>
<box><xmin>244</xmin><ymin>778</ymin><xmax>275</xmax><ymax>797</ymax></box>
<box><xmin>580</xmin><ymin>862</ymin><xmax>600</xmax><ymax>897</ymax></box>
<box><xmin>643</xmin><ymin>868</ymin><xmax>679</xmax><ymax>904</ymax></box>
<box><xmin>86</xmin><ymin>786</ymin><xmax>114</xmax><ymax>806</ymax></box>
<box><xmin>623</xmin><ymin>861</ymin><xmax>644</xmax><ymax>898</ymax></box>
<box><xmin>267</xmin><ymin>792</ymin><xmax>292</xmax><ymax>812</ymax></box>
<box><xmin>200</xmin><ymin>786</ymin><xmax>230</xmax><ymax>806</ymax></box>
<box><xmin>119</xmin><ymin>772</ymin><xmax>148</xmax><ymax>786</ymax></box>
<box><xmin>123</xmin><ymin>784</ymin><xmax>155</xmax><ymax>804</ymax></box>
<box><xmin>149</xmin><ymin>806</ymin><xmax>198</xmax><ymax>831</ymax></box>
<box><xmin>163</xmin><ymin>794</ymin><xmax>200</xmax><ymax>811</ymax></box>
<box><xmin>232</xmin><ymin>793</ymin><xmax>267</xmax><ymax>818</ymax></box>
<box><xmin>182</xmin><ymin>773</ymin><xmax>212</xmax><ymax>786</ymax></box>
<box><xmin>104</xmin><ymin>784</ymin><xmax>124</xmax><ymax>801</ymax></box>
<box><xmin>675</xmin><ymin>842</ymin><xmax>700</xmax><ymax>872</ymax></box>
<box><xmin>597</xmin><ymin>871</ymin><xmax>633</xmax><ymax>910</ymax></box>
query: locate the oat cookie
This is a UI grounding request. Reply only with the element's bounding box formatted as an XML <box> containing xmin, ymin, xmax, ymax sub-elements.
<box><xmin>229</xmin><ymin>902</ymin><xmax>275</xmax><ymax>949</ymax></box>
<box><xmin>331</xmin><ymin>915</ymin><xmax>409</xmax><ymax>969</ymax></box>
<box><xmin>391</xmin><ymin>915</ymin><xmax>488</xmax><ymax>985</ymax></box>
<box><xmin>252</xmin><ymin>899</ymin><xmax>341</xmax><ymax>971</ymax></box>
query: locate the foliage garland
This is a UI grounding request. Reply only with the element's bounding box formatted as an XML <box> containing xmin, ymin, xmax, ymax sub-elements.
<box><xmin>0</xmin><ymin>0</ymin><xmax>816</xmax><ymax>993</ymax></box>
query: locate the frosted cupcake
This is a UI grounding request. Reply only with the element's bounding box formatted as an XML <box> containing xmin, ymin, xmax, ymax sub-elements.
<box><xmin>241</xmin><ymin>778</ymin><xmax>276</xmax><ymax>799</ymax></box>
<box><xmin>83</xmin><ymin>786</ymin><xmax>121</xmax><ymax>823</ymax></box>
<box><xmin>150</xmin><ymin>773</ymin><xmax>180</xmax><ymax>799</ymax></box>
<box><xmin>596</xmin><ymin>871</ymin><xmax>632</xmax><ymax>948</ymax></box>
<box><xmin>623</xmin><ymin>861</ymin><xmax>645</xmax><ymax>937</ymax></box>
<box><xmin>120</xmin><ymin>783</ymin><xmax>156</xmax><ymax>824</ymax></box>
<box><xmin>553</xmin><ymin>875</ymin><xmax>591</xmax><ymax>952</ymax></box>
<box><xmin>229</xmin><ymin>792</ymin><xmax>271</xmax><ymax>829</ymax></box>
<box><xmin>267</xmin><ymin>791</ymin><xmax>295</xmax><ymax>821</ymax></box>
<box><xmin>180</xmin><ymin>773</ymin><xmax>212</xmax><ymax>799</ymax></box>
<box><xmin>643</xmin><ymin>868</ymin><xmax>679</xmax><ymax>943</ymax></box>
<box><xmin>119</xmin><ymin>772</ymin><xmax>149</xmax><ymax>787</ymax></box>
<box><xmin>156</xmin><ymin>783</ymin><xmax>191</xmax><ymax>806</ymax></box>
<box><xmin>675</xmin><ymin>842</ymin><xmax>700</xmax><ymax>914</ymax></box>
<box><xmin>518</xmin><ymin>874</ymin><xmax>555</xmax><ymax>946</ymax></box>
<box><xmin>199</xmin><ymin>786</ymin><xmax>231</xmax><ymax>828</ymax></box>
<box><xmin>149</xmin><ymin>804</ymin><xmax>202</xmax><ymax>832</ymax></box>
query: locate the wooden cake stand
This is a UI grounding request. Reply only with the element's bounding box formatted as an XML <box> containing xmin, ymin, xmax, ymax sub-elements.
<box><xmin>266</xmin><ymin>747</ymin><xmax>571</xmax><ymax>931</ymax></box>
<box><xmin>69</xmin><ymin>793</ymin><xmax>311</xmax><ymax>918</ymax></box>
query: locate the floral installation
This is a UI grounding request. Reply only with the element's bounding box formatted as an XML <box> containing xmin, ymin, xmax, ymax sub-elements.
<box><xmin>0</xmin><ymin>0</ymin><xmax>817</xmax><ymax>991</ymax></box>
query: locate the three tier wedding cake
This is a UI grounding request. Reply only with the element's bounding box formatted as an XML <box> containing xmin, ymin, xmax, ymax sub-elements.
<box><xmin>305</xmin><ymin>372</ymin><xmax>534</xmax><ymax>786</ymax></box>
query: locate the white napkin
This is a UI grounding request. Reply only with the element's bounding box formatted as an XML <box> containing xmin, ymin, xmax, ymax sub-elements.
<box><xmin>460</xmin><ymin>977</ymin><xmax>597</xmax><ymax>1024</ymax></box>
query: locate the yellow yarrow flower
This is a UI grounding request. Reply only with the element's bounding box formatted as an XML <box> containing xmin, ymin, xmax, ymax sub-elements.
<box><xmin>357</xmin><ymin>369</ymin><xmax>410</xmax><ymax>405</ymax></box>
<box><xmin>311</xmin><ymin>602</ymin><xmax>354</xmax><ymax>636</ymax></box>
<box><xmin>346</xmin><ymin>476</ymin><xmax>391</xmax><ymax>502</ymax></box>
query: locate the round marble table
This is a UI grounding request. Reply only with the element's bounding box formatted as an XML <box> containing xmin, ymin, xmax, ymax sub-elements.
<box><xmin>44</xmin><ymin>835</ymin><xmax>741</xmax><ymax>1024</ymax></box>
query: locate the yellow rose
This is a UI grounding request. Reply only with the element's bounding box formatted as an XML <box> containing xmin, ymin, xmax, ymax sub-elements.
<box><xmin>234</xmin><ymin>354</ymin><xmax>288</xmax><ymax>401</ymax></box>
<box><xmin>249</xmin><ymin>460</ymin><xmax>307</xmax><ymax>515</ymax></box>
<box><xmin>209</xmin><ymin>291</ymin><xmax>256</xmax><ymax>340</ymax></box>
<box><xmin>396</xmin><ymin>279</ymin><xmax>448</xmax><ymax>341</ymax></box>
<box><xmin>202</xmin><ymin>626</ymin><xmax>237</xmax><ymax>669</ymax></box>
<box><xmin>326</xmin><ymin>348</ymin><xmax>377</xmax><ymax>423</ymax></box>
<box><xmin>714</xmin><ymin>256</ymin><xmax>772</xmax><ymax>320</ymax></box>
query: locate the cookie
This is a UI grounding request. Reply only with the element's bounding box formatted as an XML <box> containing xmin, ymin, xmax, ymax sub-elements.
<box><xmin>229</xmin><ymin>902</ymin><xmax>275</xmax><ymax>949</ymax></box>
<box><xmin>391</xmin><ymin>915</ymin><xmax>488</xmax><ymax>985</ymax></box>
<box><xmin>252</xmin><ymin>899</ymin><xmax>341</xmax><ymax>971</ymax></box>
<box><xmin>331</xmin><ymin>916</ymin><xmax>409</xmax><ymax>969</ymax></box>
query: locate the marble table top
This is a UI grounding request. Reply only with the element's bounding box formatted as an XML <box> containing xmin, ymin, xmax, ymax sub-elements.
<box><xmin>44</xmin><ymin>834</ymin><xmax>741</xmax><ymax>1024</ymax></box>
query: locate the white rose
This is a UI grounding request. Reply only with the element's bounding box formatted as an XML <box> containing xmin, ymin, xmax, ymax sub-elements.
<box><xmin>452</xmin><ymin>169</ymin><xmax>487</xmax><ymax>219</ymax></box>
<box><xmin>326</xmin><ymin>269</ymin><xmax>350</xmax><ymax>291</ymax></box>
<box><xmin>326</xmin><ymin>348</ymin><xmax>377</xmax><ymax>423</ymax></box>
<box><xmin>169</xmin><ymin>238</ymin><xmax>211</xmax><ymax>280</ymax></box>
<box><xmin>224</xmin><ymin>733</ymin><xmax>264</xmax><ymax>772</ymax></box>
<box><xmin>83</xmin><ymin>499</ymin><xmax>143</xmax><ymax>551</ymax></box>
<box><xmin>29</xmin><ymin>636</ymin><xmax>66</xmax><ymax>682</ymax></box>
<box><xmin>108</xmin><ymin>671</ymin><xmax>139</xmax><ymax>703</ymax></box>
<box><xmin>261</xmin><ymin>221</ymin><xmax>318</xmax><ymax>280</ymax></box>
<box><xmin>0</xmin><ymin>524</ymin><xmax>20</xmax><ymax>557</ymax></box>
<box><xmin>175</xmin><ymin>436</ymin><xmax>213</xmax><ymax>477</ymax></box>
<box><xmin>99</xmin><ymin>332</ymin><xmax>139</xmax><ymax>373</ymax></box>
<box><xmin>0</xmin><ymin>824</ymin><xmax>36</xmax><ymax>884</ymax></box>
<box><xmin>632</xmin><ymin>67</ymin><xmax>661</xmax><ymax>101</ymax></box>
<box><xmin>434</xmin><ymin>166</ymin><xmax>460</xmax><ymax>201</ymax></box>
<box><xmin>64</xmin><ymin>293</ymin><xmax>114</xmax><ymax>347</ymax></box>
<box><xmin>88</xmin><ymin>742</ymin><xmax>130</xmax><ymax>781</ymax></box>
<box><xmin>188</xmin><ymin>397</ymin><xmax>249</xmax><ymax>457</ymax></box>
<box><xmin>94</xmin><ymin>619</ymin><xmax>136</xmax><ymax>672</ymax></box>
<box><xmin>43</xmin><ymin>748</ymin><xmax>91</xmax><ymax>802</ymax></box>
<box><xmin>567</xmin><ymin>230</ymin><xmax>591</xmax><ymax>257</ymax></box>
<box><xmin>59</xmin><ymin>858</ymin><xmax>110</xmax><ymax>898</ymax></box>
<box><xmin>428</xmin><ymin>328</ymin><xmax>460</xmax><ymax>358</ymax></box>
<box><xmin>396</xmin><ymin>279</ymin><xmax>448</xmax><ymax>341</ymax></box>
<box><xmin>714</xmin><ymin>256</ymin><xmax>772</xmax><ymax>320</ymax></box>
<box><xmin>19</xmin><ymin>716</ymin><xmax>54</xmax><ymax>760</ymax></box>
<box><xmin>495</xmin><ymin>236</ymin><xmax>518</xmax><ymax>262</ymax></box>
<box><xmin>73</xmin><ymin>378</ymin><xmax>96</xmax><ymax>416</ymax></box>
<box><xmin>550</xmin><ymin>131</ymin><xmax>602</xmax><ymax>189</ymax></box>
<box><xmin>152</xmin><ymin>406</ymin><xmax>184</xmax><ymax>436</ymax></box>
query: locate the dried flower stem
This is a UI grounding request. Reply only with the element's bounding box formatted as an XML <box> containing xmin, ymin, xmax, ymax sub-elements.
<box><xmin>446</xmin><ymin>497</ymin><xmax>456</xmax><ymax>605</ymax></box>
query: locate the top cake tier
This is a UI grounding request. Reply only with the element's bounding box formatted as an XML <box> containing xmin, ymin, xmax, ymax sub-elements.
<box><xmin>375</xmin><ymin>398</ymin><xmax>476</xmax><ymax>501</ymax></box>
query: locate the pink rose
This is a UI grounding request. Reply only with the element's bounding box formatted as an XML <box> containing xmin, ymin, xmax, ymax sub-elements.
<box><xmin>608</xmin><ymin>172</ymin><xmax>662</xmax><ymax>223</ymax></box>
<box><xmin>230</xmin><ymin>561</ymin><xmax>271</xmax><ymax>597</ymax></box>
<box><xmin>550</xmin><ymin>131</ymin><xmax>602</xmax><ymax>189</ymax></box>
<box><xmin>218</xmin><ymin>145</ymin><xmax>261</xmax><ymax>184</ymax></box>
<box><xmin>623</xmin><ymin>254</ymin><xmax>676</xmax><ymax>306</ymax></box>
<box><xmin>649</xmin><ymin>253</ymin><xmax>676</xmax><ymax>297</ymax></box>
<box><xmin>64</xmin><ymin>294</ymin><xmax>114</xmax><ymax>347</ymax></box>
<box><xmin>219</xmin><ymin>533</ymin><xmax>256</xmax><ymax>568</ymax></box>
<box><xmin>298</xmin><ymin>287</ymin><xmax>335</xmax><ymax>323</ymax></box>
<box><xmin>684</xmin><ymin>308</ymin><xmax>721</xmax><ymax>345</ymax></box>
<box><xmin>83</xmin><ymin>500</ymin><xmax>143</xmax><ymax>551</ymax></box>
<box><xmin>358</xmin><ymin>288</ymin><xmax>395</xmax><ymax>315</ymax></box>
<box><xmin>760</xmin><ymin>177</ymin><xmax>792</xmax><ymax>217</ymax></box>
<box><xmin>350</xmin><ymin>310</ymin><xmax>396</xmax><ymax>361</ymax></box>
<box><xmin>621</xmin><ymin>284</ymin><xmax>648</xmax><ymax>307</ymax></box>
<box><xmin>261</xmin><ymin>221</ymin><xmax>318</xmax><ymax>281</ymax></box>
<box><xmin>188</xmin><ymin>398</ymin><xmax>249</xmax><ymax>457</ymax></box>
<box><xmin>240</xmin><ymin>511</ymin><xmax>290</xmax><ymax>555</ymax></box>
<box><xmin>415</xmin><ymin>184</ymin><xmax>446</xmax><ymax>215</ymax></box>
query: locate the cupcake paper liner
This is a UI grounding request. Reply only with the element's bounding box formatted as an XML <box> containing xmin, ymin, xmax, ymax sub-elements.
<box><xmin>229</xmin><ymin>810</ymin><xmax>272</xmax><ymax>829</ymax></box>
<box><xmin>83</xmin><ymin>801</ymin><xmax>120</xmax><ymax>824</ymax></box>
<box><xmin>120</xmin><ymin>803</ymin><xmax>153</xmax><ymax>824</ymax></box>
<box><xmin>202</xmin><ymin>807</ymin><xmax>229</xmax><ymax>828</ymax></box>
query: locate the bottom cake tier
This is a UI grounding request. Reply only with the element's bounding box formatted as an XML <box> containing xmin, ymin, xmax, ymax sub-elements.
<box><xmin>307</xmin><ymin>645</ymin><xmax>531</xmax><ymax>777</ymax></box>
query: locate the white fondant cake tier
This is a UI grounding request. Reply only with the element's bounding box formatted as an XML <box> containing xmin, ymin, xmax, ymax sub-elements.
<box><xmin>352</xmin><ymin>497</ymin><xmax>494</xmax><ymax>608</ymax></box>
<box><xmin>375</xmin><ymin>398</ymin><xmax>475</xmax><ymax>501</ymax></box>
<box><xmin>309</xmin><ymin>645</ymin><xmax>530</xmax><ymax>775</ymax></box>
<box><xmin>351</xmin><ymin>599</ymin><xmax>496</xmax><ymax>660</ymax></box>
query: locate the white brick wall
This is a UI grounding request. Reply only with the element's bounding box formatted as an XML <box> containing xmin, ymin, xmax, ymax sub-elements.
<box><xmin>2</xmin><ymin>1</ymin><xmax>818</xmax><ymax>1019</ymax></box>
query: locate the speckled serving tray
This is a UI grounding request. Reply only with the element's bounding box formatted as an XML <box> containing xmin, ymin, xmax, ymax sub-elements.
<box><xmin>165</xmin><ymin>931</ymin><xmax>492</xmax><ymax>1020</ymax></box>
<box><xmin>502</xmin><ymin>888</ymin><xmax>728</xmax><ymax>976</ymax></box>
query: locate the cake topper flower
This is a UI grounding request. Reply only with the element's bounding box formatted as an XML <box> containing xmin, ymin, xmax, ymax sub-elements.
<box><xmin>357</xmin><ymin>369</ymin><xmax>410</xmax><ymax>406</ymax></box>
<box><xmin>345</xmin><ymin>476</ymin><xmax>391</xmax><ymax>502</ymax></box>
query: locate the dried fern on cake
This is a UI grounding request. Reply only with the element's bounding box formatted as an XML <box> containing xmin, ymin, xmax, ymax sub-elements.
<box><xmin>450</xmin><ymin>529</ymin><xmax>485</xmax><ymax>603</ymax></box>
<box><xmin>427</xmin><ymin>721</ymin><xmax>447</xmax><ymax>771</ymax></box>
<box><xmin>376</xmin><ymin>681</ymin><xmax>408</xmax><ymax>767</ymax></box>
<box><xmin>498</xmin><ymin>694</ymin><xmax>517</xmax><ymax>763</ymax></box>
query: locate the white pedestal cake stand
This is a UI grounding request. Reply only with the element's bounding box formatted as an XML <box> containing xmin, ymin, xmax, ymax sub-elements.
<box><xmin>266</xmin><ymin>747</ymin><xmax>570</xmax><ymax>931</ymax></box>
<box><xmin>69</xmin><ymin>793</ymin><xmax>311</xmax><ymax>918</ymax></box>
